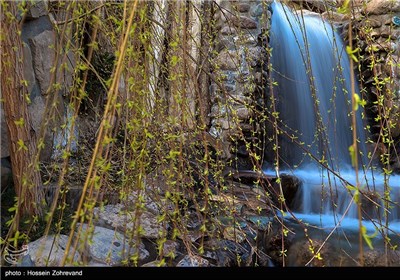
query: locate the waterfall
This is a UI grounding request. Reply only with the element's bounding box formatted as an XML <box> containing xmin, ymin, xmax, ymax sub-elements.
<box><xmin>267</xmin><ymin>2</ymin><xmax>400</xmax><ymax>233</ymax></box>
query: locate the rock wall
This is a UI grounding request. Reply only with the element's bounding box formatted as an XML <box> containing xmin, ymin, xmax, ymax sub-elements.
<box><xmin>1</xmin><ymin>1</ymin><xmax>76</xmax><ymax>186</ymax></box>
<box><xmin>210</xmin><ymin>0</ymin><xmax>271</xmax><ymax>166</ymax></box>
<box><xmin>352</xmin><ymin>0</ymin><xmax>400</xmax><ymax>171</ymax></box>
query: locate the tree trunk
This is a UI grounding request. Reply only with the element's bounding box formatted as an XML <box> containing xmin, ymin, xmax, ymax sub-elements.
<box><xmin>1</xmin><ymin>2</ymin><xmax>44</xmax><ymax>220</ymax></box>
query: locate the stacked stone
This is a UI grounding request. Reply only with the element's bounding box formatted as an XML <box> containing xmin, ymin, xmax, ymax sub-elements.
<box><xmin>353</xmin><ymin>0</ymin><xmax>400</xmax><ymax>170</ymax></box>
<box><xmin>209</xmin><ymin>0</ymin><xmax>271</xmax><ymax>161</ymax></box>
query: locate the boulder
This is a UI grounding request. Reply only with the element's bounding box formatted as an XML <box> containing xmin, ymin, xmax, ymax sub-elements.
<box><xmin>27</xmin><ymin>235</ymin><xmax>81</xmax><ymax>266</ymax></box>
<box><xmin>77</xmin><ymin>223</ymin><xmax>149</xmax><ymax>265</ymax></box>
<box><xmin>26</xmin><ymin>1</ymin><xmax>48</xmax><ymax>20</ymax></box>
<box><xmin>93</xmin><ymin>203</ymin><xmax>165</xmax><ymax>239</ymax></box>
<box><xmin>23</xmin><ymin>42</ymin><xmax>35</xmax><ymax>94</ymax></box>
<box><xmin>29</xmin><ymin>30</ymin><xmax>56</xmax><ymax>95</ymax></box>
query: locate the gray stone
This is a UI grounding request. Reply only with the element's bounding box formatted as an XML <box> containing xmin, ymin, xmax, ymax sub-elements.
<box><xmin>86</xmin><ymin>261</ymin><xmax>109</xmax><ymax>267</ymax></box>
<box><xmin>78</xmin><ymin>223</ymin><xmax>149</xmax><ymax>265</ymax></box>
<box><xmin>216</xmin><ymin>49</ymin><xmax>240</xmax><ymax>71</ymax></box>
<box><xmin>93</xmin><ymin>203</ymin><xmax>165</xmax><ymax>239</ymax></box>
<box><xmin>161</xmin><ymin>240</ymin><xmax>179</xmax><ymax>257</ymax></box>
<box><xmin>23</xmin><ymin>42</ymin><xmax>35</xmax><ymax>94</ymax></box>
<box><xmin>234</xmin><ymin>3</ymin><xmax>250</xmax><ymax>13</ymax></box>
<box><xmin>365</xmin><ymin>0</ymin><xmax>400</xmax><ymax>15</ymax></box>
<box><xmin>26</xmin><ymin>1</ymin><xmax>48</xmax><ymax>20</ymax></box>
<box><xmin>250</xmin><ymin>3</ymin><xmax>264</xmax><ymax>18</ymax></box>
<box><xmin>22</xmin><ymin>15</ymin><xmax>53</xmax><ymax>44</ymax></box>
<box><xmin>30</xmin><ymin>96</ymin><xmax>46</xmax><ymax>134</ymax></box>
<box><xmin>246</xmin><ymin>46</ymin><xmax>264</xmax><ymax>67</ymax></box>
<box><xmin>236</xmin><ymin>106</ymin><xmax>252</xmax><ymax>120</ymax></box>
<box><xmin>231</xmin><ymin>16</ymin><xmax>257</xmax><ymax>29</ymax></box>
<box><xmin>176</xmin><ymin>255</ymin><xmax>210</xmax><ymax>267</ymax></box>
<box><xmin>29</xmin><ymin>30</ymin><xmax>56</xmax><ymax>95</ymax></box>
<box><xmin>27</xmin><ymin>235</ymin><xmax>81</xmax><ymax>266</ymax></box>
<box><xmin>221</xmin><ymin>25</ymin><xmax>238</xmax><ymax>35</ymax></box>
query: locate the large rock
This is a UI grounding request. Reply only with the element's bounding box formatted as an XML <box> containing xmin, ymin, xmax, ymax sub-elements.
<box><xmin>78</xmin><ymin>223</ymin><xmax>149</xmax><ymax>265</ymax></box>
<box><xmin>93</xmin><ymin>203</ymin><xmax>165</xmax><ymax>239</ymax></box>
<box><xmin>23</xmin><ymin>42</ymin><xmax>35</xmax><ymax>94</ymax></box>
<box><xmin>365</xmin><ymin>0</ymin><xmax>400</xmax><ymax>15</ymax></box>
<box><xmin>29</xmin><ymin>30</ymin><xmax>56</xmax><ymax>95</ymax></box>
<box><xmin>26</xmin><ymin>1</ymin><xmax>48</xmax><ymax>20</ymax></box>
<box><xmin>27</xmin><ymin>235</ymin><xmax>81</xmax><ymax>266</ymax></box>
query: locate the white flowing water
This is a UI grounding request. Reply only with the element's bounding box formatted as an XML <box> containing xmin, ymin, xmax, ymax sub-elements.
<box><xmin>267</xmin><ymin>2</ymin><xmax>400</xmax><ymax>237</ymax></box>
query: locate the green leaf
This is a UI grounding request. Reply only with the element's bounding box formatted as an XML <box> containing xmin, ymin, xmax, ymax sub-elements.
<box><xmin>361</xmin><ymin>225</ymin><xmax>378</xmax><ymax>250</ymax></box>
<box><xmin>17</xmin><ymin>139</ymin><xmax>28</xmax><ymax>151</ymax></box>
<box><xmin>338</xmin><ymin>0</ymin><xmax>350</xmax><ymax>14</ymax></box>
<box><xmin>348</xmin><ymin>144</ymin><xmax>356</xmax><ymax>167</ymax></box>
<box><xmin>14</xmin><ymin>118</ymin><xmax>25</xmax><ymax>127</ymax></box>
<box><xmin>353</xmin><ymin>93</ymin><xmax>360</xmax><ymax>111</ymax></box>
<box><xmin>346</xmin><ymin>46</ymin><xmax>359</xmax><ymax>62</ymax></box>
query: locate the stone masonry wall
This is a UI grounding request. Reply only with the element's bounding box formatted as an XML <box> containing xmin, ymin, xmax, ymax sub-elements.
<box><xmin>352</xmin><ymin>0</ymin><xmax>400</xmax><ymax>171</ymax></box>
<box><xmin>210</xmin><ymin>0</ymin><xmax>271</xmax><ymax>166</ymax></box>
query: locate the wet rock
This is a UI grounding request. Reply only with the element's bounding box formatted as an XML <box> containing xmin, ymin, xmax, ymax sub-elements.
<box><xmin>204</xmin><ymin>239</ymin><xmax>253</xmax><ymax>266</ymax></box>
<box><xmin>77</xmin><ymin>223</ymin><xmax>149</xmax><ymax>265</ymax></box>
<box><xmin>246</xmin><ymin>216</ymin><xmax>272</xmax><ymax>231</ymax></box>
<box><xmin>27</xmin><ymin>235</ymin><xmax>81</xmax><ymax>266</ymax></box>
<box><xmin>176</xmin><ymin>255</ymin><xmax>210</xmax><ymax>267</ymax></box>
<box><xmin>270</xmin><ymin>174</ymin><xmax>301</xmax><ymax>208</ymax></box>
<box><xmin>264</xmin><ymin>228</ymin><xmax>295</xmax><ymax>266</ymax></box>
<box><xmin>288</xmin><ymin>239</ymin><xmax>338</xmax><ymax>267</ymax></box>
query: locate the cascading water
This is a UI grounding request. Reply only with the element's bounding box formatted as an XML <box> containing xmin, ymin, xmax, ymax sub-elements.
<box><xmin>266</xmin><ymin>2</ymin><xmax>400</xmax><ymax>235</ymax></box>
